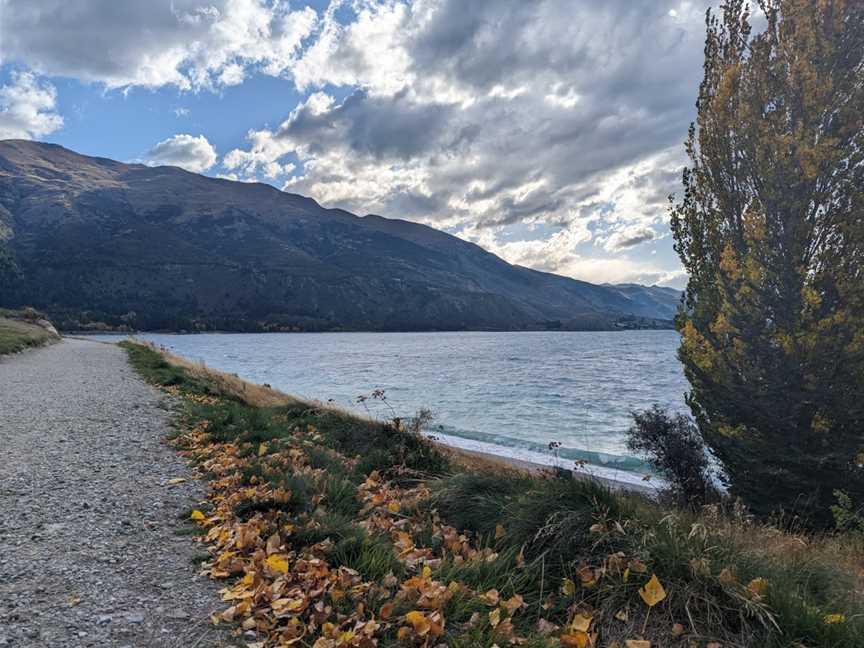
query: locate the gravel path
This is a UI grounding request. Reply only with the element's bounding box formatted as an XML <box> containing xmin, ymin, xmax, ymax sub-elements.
<box><xmin>0</xmin><ymin>339</ymin><xmax>230</xmax><ymax>647</ymax></box>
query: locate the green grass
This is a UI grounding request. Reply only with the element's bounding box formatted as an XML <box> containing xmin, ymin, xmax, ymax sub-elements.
<box><xmin>122</xmin><ymin>340</ymin><xmax>864</xmax><ymax>648</ymax></box>
<box><xmin>0</xmin><ymin>314</ymin><xmax>57</xmax><ymax>355</ymax></box>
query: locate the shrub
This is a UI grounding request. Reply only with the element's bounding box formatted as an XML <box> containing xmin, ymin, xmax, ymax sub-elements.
<box><xmin>626</xmin><ymin>406</ymin><xmax>719</xmax><ymax>507</ymax></box>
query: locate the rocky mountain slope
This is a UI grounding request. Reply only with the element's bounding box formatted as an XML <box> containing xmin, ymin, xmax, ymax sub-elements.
<box><xmin>0</xmin><ymin>140</ymin><xmax>680</xmax><ymax>331</ymax></box>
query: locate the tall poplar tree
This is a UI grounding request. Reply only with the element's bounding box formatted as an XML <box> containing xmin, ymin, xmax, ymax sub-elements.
<box><xmin>671</xmin><ymin>0</ymin><xmax>864</xmax><ymax>522</ymax></box>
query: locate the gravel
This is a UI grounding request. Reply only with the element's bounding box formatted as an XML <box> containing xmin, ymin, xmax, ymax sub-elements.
<box><xmin>0</xmin><ymin>339</ymin><xmax>233</xmax><ymax>647</ymax></box>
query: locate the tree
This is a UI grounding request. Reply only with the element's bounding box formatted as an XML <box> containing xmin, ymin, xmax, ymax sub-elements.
<box><xmin>0</xmin><ymin>239</ymin><xmax>22</xmax><ymax>304</ymax></box>
<box><xmin>671</xmin><ymin>0</ymin><xmax>864</xmax><ymax>523</ymax></box>
<box><xmin>626</xmin><ymin>406</ymin><xmax>720</xmax><ymax>507</ymax></box>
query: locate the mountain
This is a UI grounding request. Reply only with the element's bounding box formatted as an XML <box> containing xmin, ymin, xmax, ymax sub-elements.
<box><xmin>0</xmin><ymin>140</ymin><xmax>681</xmax><ymax>332</ymax></box>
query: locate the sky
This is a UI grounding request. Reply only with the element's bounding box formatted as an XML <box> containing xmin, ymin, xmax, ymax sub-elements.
<box><xmin>0</xmin><ymin>0</ymin><xmax>717</xmax><ymax>288</ymax></box>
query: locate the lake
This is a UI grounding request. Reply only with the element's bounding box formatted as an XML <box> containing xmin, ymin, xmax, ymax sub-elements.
<box><xmin>103</xmin><ymin>330</ymin><xmax>688</xmax><ymax>484</ymax></box>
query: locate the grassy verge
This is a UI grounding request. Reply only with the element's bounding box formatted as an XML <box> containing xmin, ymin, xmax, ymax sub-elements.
<box><xmin>123</xmin><ymin>340</ymin><xmax>864</xmax><ymax>648</ymax></box>
<box><xmin>0</xmin><ymin>309</ymin><xmax>58</xmax><ymax>355</ymax></box>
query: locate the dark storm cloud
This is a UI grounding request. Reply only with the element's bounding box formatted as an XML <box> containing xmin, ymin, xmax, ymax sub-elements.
<box><xmin>278</xmin><ymin>89</ymin><xmax>455</xmax><ymax>160</ymax></box>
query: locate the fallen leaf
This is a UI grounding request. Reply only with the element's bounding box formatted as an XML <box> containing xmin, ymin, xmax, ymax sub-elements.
<box><xmin>405</xmin><ymin>611</ymin><xmax>431</xmax><ymax>636</ymax></box>
<box><xmin>495</xmin><ymin>524</ymin><xmax>506</xmax><ymax>539</ymax></box>
<box><xmin>639</xmin><ymin>574</ymin><xmax>667</xmax><ymax>607</ymax></box>
<box><xmin>570</xmin><ymin>613</ymin><xmax>592</xmax><ymax>633</ymax></box>
<box><xmin>190</xmin><ymin>509</ymin><xmax>206</xmax><ymax>521</ymax></box>
<box><xmin>824</xmin><ymin>613</ymin><xmax>846</xmax><ymax>624</ymax></box>
<box><xmin>560</xmin><ymin>632</ymin><xmax>590</xmax><ymax>648</ymax></box>
<box><xmin>536</xmin><ymin>618</ymin><xmax>558</xmax><ymax>635</ymax></box>
<box><xmin>629</xmin><ymin>559</ymin><xmax>648</xmax><ymax>573</ymax></box>
<box><xmin>168</xmin><ymin>477</ymin><xmax>187</xmax><ymax>485</ymax></box>
<box><xmin>614</xmin><ymin>609</ymin><xmax>629</xmax><ymax>622</ymax></box>
<box><xmin>561</xmin><ymin>578</ymin><xmax>576</xmax><ymax>596</ymax></box>
<box><xmin>265</xmin><ymin>553</ymin><xmax>289</xmax><ymax>574</ymax></box>
<box><xmin>502</xmin><ymin>594</ymin><xmax>524</xmax><ymax>614</ymax></box>
<box><xmin>625</xmin><ymin>641</ymin><xmax>651</xmax><ymax>648</ymax></box>
<box><xmin>489</xmin><ymin>608</ymin><xmax>501</xmax><ymax>628</ymax></box>
<box><xmin>747</xmin><ymin>577</ymin><xmax>768</xmax><ymax>597</ymax></box>
<box><xmin>671</xmin><ymin>622</ymin><xmax>684</xmax><ymax>636</ymax></box>
<box><xmin>481</xmin><ymin>589</ymin><xmax>500</xmax><ymax>605</ymax></box>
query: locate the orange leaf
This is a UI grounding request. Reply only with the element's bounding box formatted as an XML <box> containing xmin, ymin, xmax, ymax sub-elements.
<box><xmin>560</xmin><ymin>631</ymin><xmax>590</xmax><ymax>648</ymax></box>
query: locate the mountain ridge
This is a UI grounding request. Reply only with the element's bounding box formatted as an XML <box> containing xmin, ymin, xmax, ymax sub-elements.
<box><xmin>0</xmin><ymin>139</ymin><xmax>681</xmax><ymax>332</ymax></box>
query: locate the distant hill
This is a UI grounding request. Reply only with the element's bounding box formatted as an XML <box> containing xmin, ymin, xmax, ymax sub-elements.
<box><xmin>0</xmin><ymin>140</ymin><xmax>681</xmax><ymax>332</ymax></box>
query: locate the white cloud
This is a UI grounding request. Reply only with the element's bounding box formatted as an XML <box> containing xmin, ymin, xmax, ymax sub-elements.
<box><xmin>0</xmin><ymin>71</ymin><xmax>63</xmax><ymax>140</ymax></box>
<box><xmin>145</xmin><ymin>133</ymin><xmax>218</xmax><ymax>172</ymax></box>
<box><xmin>1</xmin><ymin>0</ymin><xmax>707</xmax><ymax>286</ymax></box>
<box><xmin>0</xmin><ymin>0</ymin><xmax>318</xmax><ymax>91</ymax></box>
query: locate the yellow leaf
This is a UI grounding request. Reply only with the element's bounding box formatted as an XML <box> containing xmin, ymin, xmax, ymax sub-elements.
<box><xmin>258</xmin><ymin>442</ymin><xmax>268</xmax><ymax>456</ymax></box>
<box><xmin>387</xmin><ymin>501</ymin><xmax>401</xmax><ymax>513</ymax></box>
<box><xmin>561</xmin><ymin>578</ymin><xmax>576</xmax><ymax>596</ymax></box>
<box><xmin>489</xmin><ymin>608</ymin><xmax>501</xmax><ymax>628</ymax></box>
<box><xmin>614</xmin><ymin>609</ymin><xmax>628</xmax><ymax>622</ymax></box>
<box><xmin>422</xmin><ymin>564</ymin><xmax>432</xmax><ymax>579</ymax></box>
<box><xmin>747</xmin><ymin>577</ymin><xmax>768</xmax><ymax>597</ymax></box>
<box><xmin>190</xmin><ymin>509</ymin><xmax>206</xmax><ymax>521</ymax></box>
<box><xmin>265</xmin><ymin>554</ymin><xmax>289</xmax><ymax>574</ymax></box>
<box><xmin>824</xmin><ymin>613</ymin><xmax>846</xmax><ymax>624</ymax></box>
<box><xmin>405</xmin><ymin>610</ymin><xmax>431</xmax><ymax>636</ymax></box>
<box><xmin>168</xmin><ymin>477</ymin><xmax>186</xmax><ymax>484</ymax></box>
<box><xmin>638</xmin><ymin>574</ymin><xmax>667</xmax><ymax>608</ymax></box>
<box><xmin>495</xmin><ymin>524</ymin><xmax>506</xmax><ymax>539</ymax></box>
<box><xmin>624</xmin><ymin>641</ymin><xmax>651</xmax><ymax>648</ymax></box>
<box><xmin>570</xmin><ymin>613</ymin><xmax>592</xmax><ymax>633</ymax></box>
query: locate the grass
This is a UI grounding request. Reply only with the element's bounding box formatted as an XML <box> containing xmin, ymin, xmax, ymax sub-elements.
<box><xmin>0</xmin><ymin>310</ymin><xmax>58</xmax><ymax>356</ymax></box>
<box><xmin>122</xmin><ymin>339</ymin><xmax>864</xmax><ymax>648</ymax></box>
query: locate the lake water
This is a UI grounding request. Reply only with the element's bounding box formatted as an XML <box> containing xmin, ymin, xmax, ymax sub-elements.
<box><xmin>101</xmin><ymin>331</ymin><xmax>688</xmax><ymax>485</ymax></box>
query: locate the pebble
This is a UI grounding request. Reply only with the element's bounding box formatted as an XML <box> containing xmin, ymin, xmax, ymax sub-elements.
<box><xmin>0</xmin><ymin>339</ymin><xmax>231</xmax><ymax>646</ymax></box>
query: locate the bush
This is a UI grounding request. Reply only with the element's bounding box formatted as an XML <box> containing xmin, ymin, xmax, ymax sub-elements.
<box><xmin>626</xmin><ymin>406</ymin><xmax>719</xmax><ymax>507</ymax></box>
<box><xmin>831</xmin><ymin>490</ymin><xmax>864</xmax><ymax>534</ymax></box>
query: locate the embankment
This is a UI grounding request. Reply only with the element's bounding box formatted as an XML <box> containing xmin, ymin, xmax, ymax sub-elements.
<box><xmin>0</xmin><ymin>308</ymin><xmax>59</xmax><ymax>356</ymax></box>
<box><xmin>122</xmin><ymin>339</ymin><xmax>864</xmax><ymax>648</ymax></box>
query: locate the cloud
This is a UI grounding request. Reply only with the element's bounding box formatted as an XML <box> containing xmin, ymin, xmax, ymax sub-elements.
<box><xmin>603</xmin><ymin>224</ymin><xmax>660</xmax><ymax>251</ymax></box>
<box><xmin>0</xmin><ymin>0</ymin><xmax>318</xmax><ymax>90</ymax></box>
<box><xmin>145</xmin><ymin>134</ymin><xmax>218</xmax><ymax>172</ymax></box>
<box><xmin>0</xmin><ymin>71</ymin><xmax>63</xmax><ymax>140</ymax></box>
<box><xmin>1</xmin><ymin>0</ymin><xmax>709</xmax><ymax>286</ymax></box>
<box><xmin>226</xmin><ymin>2</ymin><xmax>706</xmax><ymax>251</ymax></box>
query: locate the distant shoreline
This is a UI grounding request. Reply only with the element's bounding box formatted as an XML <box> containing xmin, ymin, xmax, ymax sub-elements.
<box><xmin>67</xmin><ymin>324</ymin><xmax>677</xmax><ymax>336</ymax></box>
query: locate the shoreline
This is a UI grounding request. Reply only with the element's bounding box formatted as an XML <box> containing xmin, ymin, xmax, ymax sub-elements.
<box><xmin>123</xmin><ymin>336</ymin><xmax>658</xmax><ymax>496</ymax></box>
<box><xmin>438</xmin><ymin>444</ymin><xmax>658</xmax><ymax>495</ymax></box>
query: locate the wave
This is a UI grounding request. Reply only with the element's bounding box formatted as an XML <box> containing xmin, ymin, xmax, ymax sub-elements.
<box><xmin>425</xmin><ymin>422</ymin><xmax>652</xmax><ymax>475</ymax></box>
